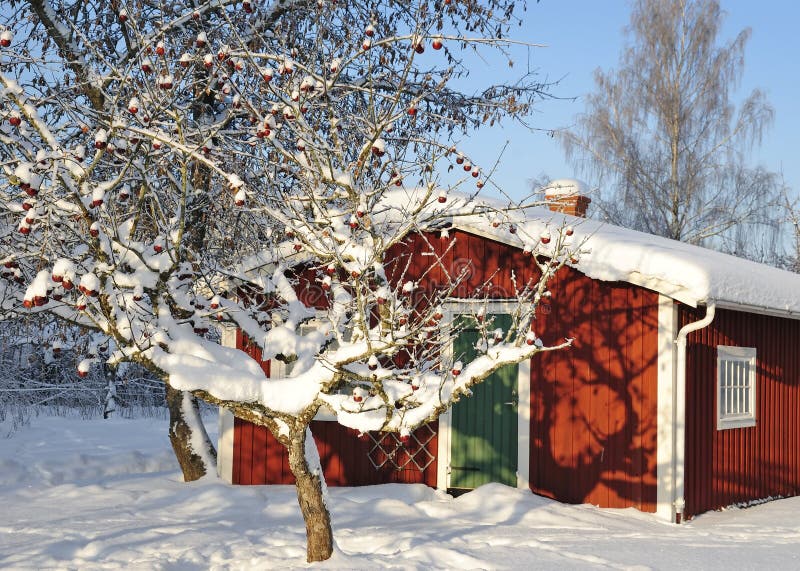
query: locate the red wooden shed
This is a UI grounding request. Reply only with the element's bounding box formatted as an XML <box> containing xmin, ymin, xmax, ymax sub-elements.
<box><xmin>217</xmin><ymin>183</ymin><xmax>800</xmax><ymax>523</ymax></box>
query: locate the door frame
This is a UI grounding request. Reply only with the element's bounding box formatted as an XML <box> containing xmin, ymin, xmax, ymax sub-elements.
<box><xmin>436</xmin><ymin>301</ymin><xmax>531</xmax><ymax>491</ymax></box>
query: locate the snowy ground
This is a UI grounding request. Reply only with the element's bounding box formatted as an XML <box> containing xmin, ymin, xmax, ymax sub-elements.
<box><xmin>1</xmin><ymin>414</ymin><xmax>799</xmax><ymax>570</ymax></box>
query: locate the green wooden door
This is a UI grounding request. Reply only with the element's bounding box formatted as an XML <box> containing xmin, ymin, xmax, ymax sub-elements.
<box><xmin>450</xmin><ymin>314</ymin><xmax>518</xmax><ymax>490</ymax></box>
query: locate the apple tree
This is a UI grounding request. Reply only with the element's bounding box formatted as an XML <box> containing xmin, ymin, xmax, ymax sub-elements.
<box><xmin>0</xmin><ymin>0</ymin><xmax>575</xmax><ymax>562</ymax></box>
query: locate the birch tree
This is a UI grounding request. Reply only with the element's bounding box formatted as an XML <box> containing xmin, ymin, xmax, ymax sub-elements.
<box><xmin>561</xmin><ymin>0</ymin><xmax>779</xmax><ymax>248</ymax></box>
<box><xmin>0</xmin><ymin>0</ymin><xmax>574</xmax><ymax>561</ymax></box>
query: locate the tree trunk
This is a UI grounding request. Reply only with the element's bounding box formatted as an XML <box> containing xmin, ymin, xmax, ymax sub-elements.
<box><xmin>287</xmin><ymin>427</ymin><xmax>334</xmax><ymax>562</ymax></box>
<box><xmin>165</xmin><ymin>384</ymin><xmax>217</xmax><ymax>481</ymax></box>
<box><xmin>102</xmin><ymin>363</ymin><xmax>117</xmax><ymax>419</ymax></box>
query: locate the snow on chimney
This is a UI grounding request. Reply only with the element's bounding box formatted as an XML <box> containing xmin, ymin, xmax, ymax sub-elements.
<box><xmin>543</xmin><ymin>179</ymin><xmax>591</xmax><ymax>218</ymax></box>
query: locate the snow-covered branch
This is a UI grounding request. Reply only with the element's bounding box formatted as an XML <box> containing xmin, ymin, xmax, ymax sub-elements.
<box><xmin>1</xmin><ymin>1</ymin><xmax>562</xmax><ymax>561</ymax></box>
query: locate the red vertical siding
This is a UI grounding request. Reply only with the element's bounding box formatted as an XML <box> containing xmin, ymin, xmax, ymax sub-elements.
<box><xmin>628</xmin><ymin>287</ymin><xmax>644</xmax><ymax>508</ymax></box>
<box><xmin>683</xmin><ymin>305</ymin><xmax>800</xmax><ymax>517</ymax></box>
<box><xmin>231</xmin><ymin>323</ymin><xmax>439</xmax><ymax>487</ymax></box>
<box><xmin>238</xmin><ymin>419</ymin><xmax>254</xmax><ymax>485</ymax></box>
<box><xmin>229</xmin><ymin>229</ymin><xmax>659</xmax><ymax>510</ymax></box>
<box><xmin>232</xmin><ymin>418</ymin><xmax>438</xmax><ymax>487</ymax></box>
<box><xmin>429</xmin><ymin>231</ymin><xmax>660</xmax><ymax>511</ymax></box>
<box><xmin>640</xmin><ymin>292</ymin><xmax>659</xmax><ymax>513</ymax></box>
<box><xmin>529</xmin><ymin>270</ymin><xmax>659</xmax><ymax>511</ymax></box>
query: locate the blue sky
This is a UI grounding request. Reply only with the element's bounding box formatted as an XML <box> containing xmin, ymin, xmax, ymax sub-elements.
<box><xmin>460</xmin><ymin>0</ymin><xmax>800</xmax><ymax>204</ymax></box>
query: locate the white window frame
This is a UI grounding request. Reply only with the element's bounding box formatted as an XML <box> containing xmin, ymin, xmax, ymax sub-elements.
<box><xmin>716</xmin><ymin>345</ymin><xmax>757</xmax><ymax>430</ymax></box>
<box><xmin>264</xmin><ymin>317</ymin><xmax>340</xmax><ymax>421</ymax></box>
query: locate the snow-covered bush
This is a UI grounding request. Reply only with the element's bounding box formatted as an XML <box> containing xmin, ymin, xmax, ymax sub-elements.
<box><xmin>0</xmin><ymin>0</ymin><xmax>572</xmax><ymax>562</ymax></box>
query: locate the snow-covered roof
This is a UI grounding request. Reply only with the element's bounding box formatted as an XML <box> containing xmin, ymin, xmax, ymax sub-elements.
<box><xmin>386</xmin><ymin>189</ymin><xmax>800</xmax><ymax>317</ymax></box>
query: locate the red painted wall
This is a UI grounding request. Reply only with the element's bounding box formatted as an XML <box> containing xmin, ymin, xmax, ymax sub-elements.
<box><xmin>232</xmin><ymin>330</ymin><xmax>437</xmax><ymax>487</ymax></box>
<box><xmin>529</xmin><ymin>269</ymin><xmax>659</xmax><ymax>512</ymax></box>
<box><xmin>683</xmin><ymin>306</ymin><xmax>800</xmax><ymax>517</ymax></box>
<box><xmin>230</xmin><ymin>229</ymin><xmax>659</xmax><ymax>508</ymax></box>
<box><xmin>384</xmin><ymin>230</ymin><xmax>537</xmax><ymax>300</ymax></box>
<box><xmin>233</xmin><ymin>417</ymin><xmax>438</xmax><ymax>486</ymax></box>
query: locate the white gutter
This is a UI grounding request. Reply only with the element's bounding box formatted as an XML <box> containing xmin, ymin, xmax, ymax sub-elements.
<box><xmin>673</xmin><ymin>302</ymin><xmax>716</xmax><ymax>523</ymax></box>
<box><xmin>712</xmin><ymin>299</ymin><xmax>800</xmax><ymax>321</ymax></box>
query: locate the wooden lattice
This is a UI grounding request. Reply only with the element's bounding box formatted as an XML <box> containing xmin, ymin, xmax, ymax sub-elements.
<box><xmin>367</xmin><ymin>424</ymin><xmax>436</xmax><ymax>471</ymax></box>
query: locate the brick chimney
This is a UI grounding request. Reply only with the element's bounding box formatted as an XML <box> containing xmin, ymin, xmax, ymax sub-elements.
<box><xmin>543</xmin><ymin>179</ymin><xmax>591</xmax><ymax>218</ymax></box>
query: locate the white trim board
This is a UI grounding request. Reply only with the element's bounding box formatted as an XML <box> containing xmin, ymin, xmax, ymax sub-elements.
<box><xmin>516</xmin><ymin>358</ymin><xmax>531</xmax><ymax>490</ymax></box>
<box><xmin>656</xmin><ymin>295</ymin><xmax>677</xmax><ymax>521</ymax></box>
<box><xmin>217</xmin><ymin>325</ymin><xmax>238</xmax><ymax>483</ymax></box>
<box><xmin>217</xmin><ymin>408</ymin><xmax>235</xmax><ymax>483</ymax></box>
<box><xmin>436</xmin><ymin>408</ymin><xmax>451</xmax><ymax>490</ymax></box>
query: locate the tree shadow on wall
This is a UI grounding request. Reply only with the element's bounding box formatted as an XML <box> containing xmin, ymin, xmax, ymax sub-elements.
<box><xmin>529</xmin><ymin>268</ymin><xmax>660</xmax><ymax>511</ymax></box>
<box><xmin>378</xmin><ymin>229</ymin><xmax>662</xmax><ymax>510</ymax></box>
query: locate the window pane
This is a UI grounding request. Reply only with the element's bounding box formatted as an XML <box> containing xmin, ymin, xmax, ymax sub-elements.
<box><xmin>718</xmin><ymin>348</ymin><xmax>757</xmax><ymax>426</ymax></box>
<box><xmin>737</xmin><ymin>363</ymin><xmax>744</xmax><ymax>413</ymax></box>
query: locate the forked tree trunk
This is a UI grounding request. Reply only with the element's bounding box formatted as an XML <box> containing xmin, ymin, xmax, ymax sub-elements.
<box><xmin>287</xmin><ymin>427</ymin><xmax>334</xmax><ymax>562</ymax></box>
<box><xmin>165</xmin><ymin>384</ymin><xmax>217</xmax><ymax>481</ymax></box>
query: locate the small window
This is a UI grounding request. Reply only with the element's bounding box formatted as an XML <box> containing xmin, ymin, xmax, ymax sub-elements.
<box><xmin>717</xmin><ymin>346</ymin><xmax>756</xmax><ymax>430</ymax></box>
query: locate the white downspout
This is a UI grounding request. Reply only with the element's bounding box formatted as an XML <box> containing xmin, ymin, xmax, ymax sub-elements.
<box><xmin>673</xmin><ymin>302</ymin><xmax>715</xmax><ymax>524</ymax></box>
